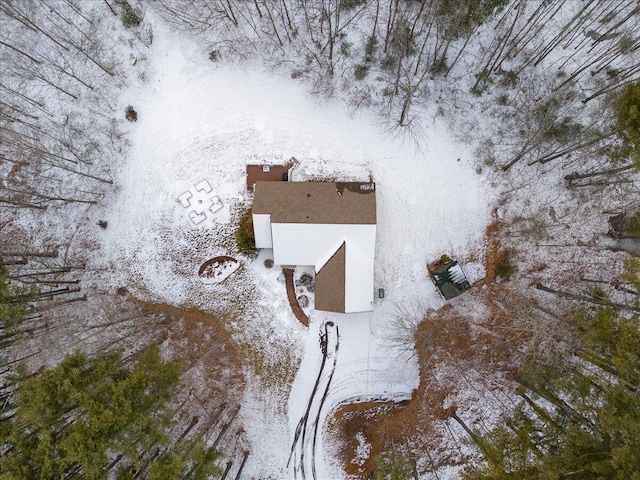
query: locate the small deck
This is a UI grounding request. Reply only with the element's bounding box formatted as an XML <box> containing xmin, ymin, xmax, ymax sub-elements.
<box><xmin>246</xmin><ymin>164</ymin><xmax>290</xmax><ymax>192</ymax></box>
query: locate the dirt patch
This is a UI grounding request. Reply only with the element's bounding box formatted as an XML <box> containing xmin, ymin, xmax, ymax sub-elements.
<box><xmin>330</xmin><ymin>281</ymin><xmax>570</xmax><ymax>477</ymax></box>
<box><xmin>136</xmin><ymin>302</ymin><xmax>250</xmax><ymax>469</ymax></box>
<box><xmin>330</xmin><ymin>290</ymin><xmax>530</xmax><ymax>478</ymax></box>
<box><xmin>283</xmin><ymin>268</ymin><xmax>309</xmax><ymax>327</ymax></box>
<box><xmin>138</xmin><ymin>302</ymin><xmax>245</xmax><ymax>411</ymax></box>
<box><xmin>482</xmin><ymin>216</ymin><xmax>516</xmax><ymax>283</ymax></box>
<box><xmin>330</xmin><ymin>310</ymin><xmax>470</xmax><ymax>477</ymax></box>
<box><xmin>330</xmin><ymin>400</ymin><xmax>415</xmax><ymax>477</ymax></box>
<box><xmin>139</xmin><ymin>302</ymin><xmax>237</xmax><ymax>351</ymax></box>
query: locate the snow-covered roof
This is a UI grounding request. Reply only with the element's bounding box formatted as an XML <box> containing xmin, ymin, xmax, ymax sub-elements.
<box><xmin>252</xmin><ymin>181</ymin><xmax>376</xmax><ymax>313</ymax></box>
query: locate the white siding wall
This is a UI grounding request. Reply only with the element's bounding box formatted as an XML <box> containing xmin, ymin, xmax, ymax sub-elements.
<box><xmin>252</xmin><ymin>214</ymin><xmax>273</xmax><ymax>248</ymax></box>
<box><xmin>270</xmin><ymin>223</ymin><xmax>376</xmax><ymax>312</ymax></box>
<box><xmin>344</xmin><ymin>232</ymin><xmax>376</xmax><ymax>312</ymax></box>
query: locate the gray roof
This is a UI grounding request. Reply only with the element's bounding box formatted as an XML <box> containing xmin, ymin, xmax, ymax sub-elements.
<box><xmin>252</xmin><ymin>181</ymin><xmax>376</xmax><ymax>225</ymax></box>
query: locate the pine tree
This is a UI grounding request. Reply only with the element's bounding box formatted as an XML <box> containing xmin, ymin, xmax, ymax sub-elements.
<box><xmin>614</xmin><ymin>80</ymin><xmax>640</xmax><ymax>165</ymax></box>
<box><xmin>462</xmin><ymin>304</ymin><xmax>640</xmax><ymax>479</ymax></box>
<box><xmin>0</xmin><ymin>343</ymin><xmax>223</xmax><ymax>479</ymax></box>
<box><xmin>0</xmin><ymin>260</ymin><xmax>36</xmax><ymax>332</ymax></box>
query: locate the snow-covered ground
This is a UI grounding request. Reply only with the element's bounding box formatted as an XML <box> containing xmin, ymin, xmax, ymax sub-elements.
<box><xmin>93</xmin><ymin>15</ymin><xmax>492</xmax><ymax>479</ymax></box>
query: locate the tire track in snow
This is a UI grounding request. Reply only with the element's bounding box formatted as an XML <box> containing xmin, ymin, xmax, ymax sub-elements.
<box><xmin>288</xmin><ymin>321</ymin><xmax>339</xmax><ymax>480</ymax></box>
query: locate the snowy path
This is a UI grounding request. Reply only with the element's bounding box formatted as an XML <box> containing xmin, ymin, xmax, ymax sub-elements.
<box><xmin>289</xmin><ymin>321</ymin><xmax>340</xmax><ymax>480</ymax></box>
<box><xmin>288</xmin><ymin>312</ymin><xmax>418</xmax><ymax>479</ymax></box>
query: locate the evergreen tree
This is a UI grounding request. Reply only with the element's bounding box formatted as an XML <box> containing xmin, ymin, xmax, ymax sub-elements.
<box><xmin>614</xmin><ymin>80</ymin><xmax>640</xmax><ymax>165</ymax></box>
<box><xmin>0</xmin><ymin>260</ymin><xmax>36</xmax><ymax>332</ymax></box>
<box><xmin>0</xmin><ymin>343</ymin><xmax>222</xmax><ymax>479</ymax></box>
<box><xmin>461</xmin><ymin>305</ymin><xmax>640</xmax><ymax>480</ymax></box>
<box><xmin>373</xmin><ymin>451</ymin><xmax>414</xmax><ymax>480</ymax></box>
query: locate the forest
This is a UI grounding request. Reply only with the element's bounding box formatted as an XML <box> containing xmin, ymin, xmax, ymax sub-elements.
<box><xmin>1</xmin><ymin>0</ymin><xmax>640</xmax><ymax>479</ymax></box>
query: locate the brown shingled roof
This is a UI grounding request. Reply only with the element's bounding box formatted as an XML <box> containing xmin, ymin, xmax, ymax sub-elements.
<box><xmin>252</xmin><ymin>181</ymin><xmax>376</xmax><ymax>224</ymax></box>
<box><xmin>315</xmin><ymin>243</ymin><xmax>346</xmax><ymax>313</ymax></box>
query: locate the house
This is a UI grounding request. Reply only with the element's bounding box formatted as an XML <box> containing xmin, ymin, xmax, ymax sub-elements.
<box><xmin>252</xmin><ymin>181</ymin><xmax>376</xmax><ymax>313</ymax></box>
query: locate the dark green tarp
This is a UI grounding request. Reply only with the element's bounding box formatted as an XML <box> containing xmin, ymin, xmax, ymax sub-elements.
<box><xmin>430</xmin><ymin>260</ymin><xmax>471</xmax><ymax>300</ymax></box>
